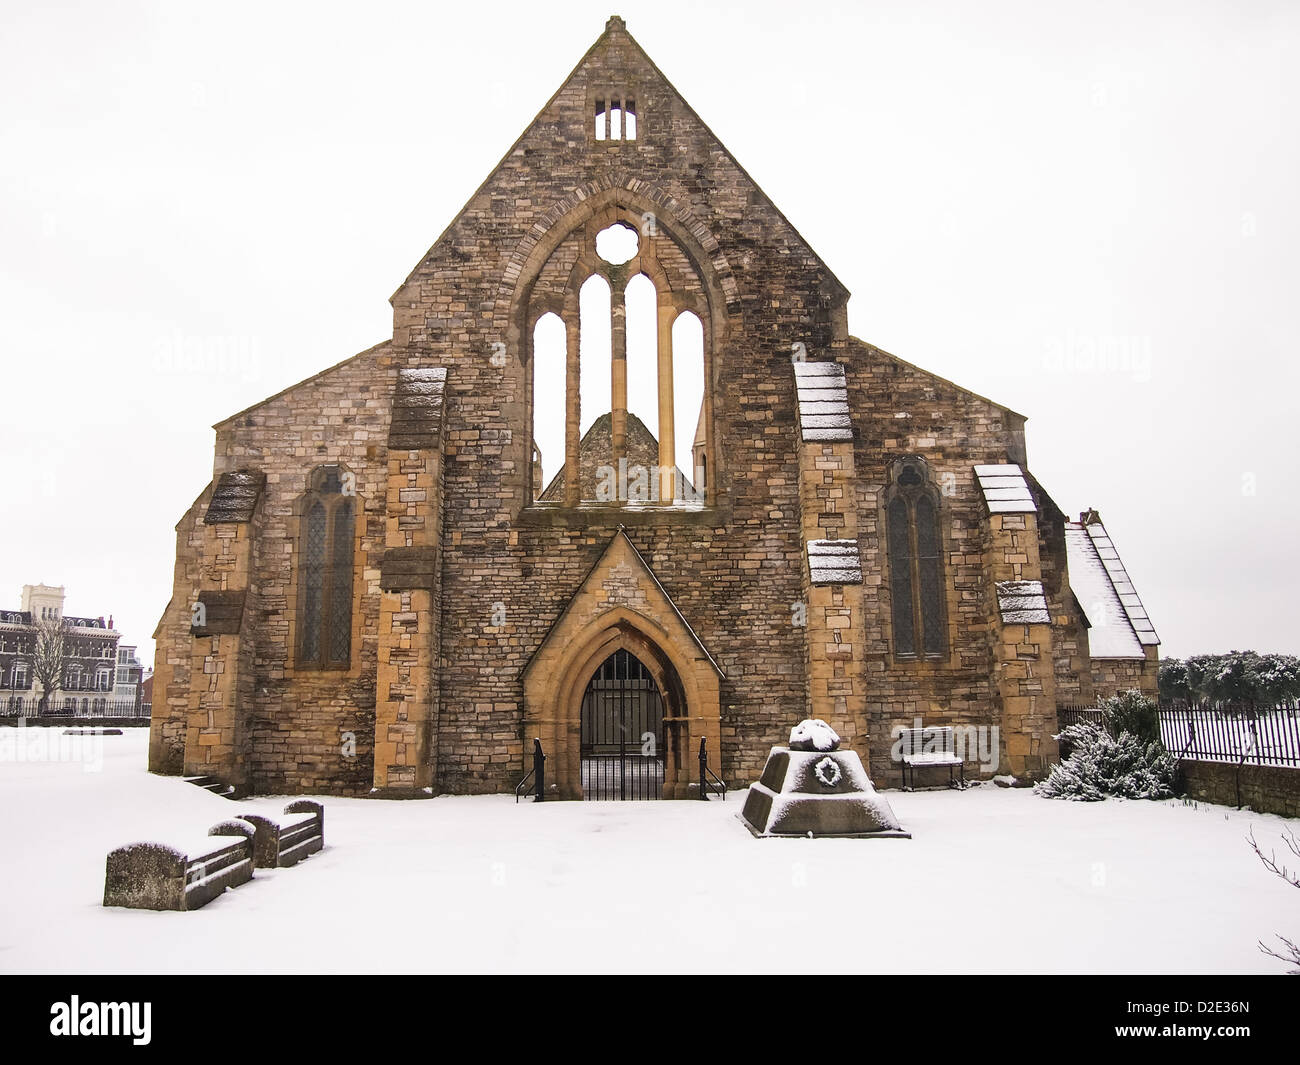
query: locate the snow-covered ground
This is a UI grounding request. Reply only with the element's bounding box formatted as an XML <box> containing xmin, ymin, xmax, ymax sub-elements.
<box><xmin>1</xmin><ymin>727</ymin><xmax>1296</xmax><ymax>974</ymax></box>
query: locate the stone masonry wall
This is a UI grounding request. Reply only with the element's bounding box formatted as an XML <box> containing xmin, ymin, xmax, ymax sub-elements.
<box><xmin>1092</xmin><ymin>653</ymin><xmax>1158</xmax><ymax>701</ymax></box>
<box><xmin>1180</xmin><ymin>759</ymin><xmax>1300</xmax><ymax>819</ymax></box>
<box><xmin>212</xmin><ymin>344</ymin><xmax>394</xmax><ymax>795</ymax></box>
<box><xmin>842</xmin><ymin>338</ymin><xmax>1034</xmax><ymax>785</ymax></box>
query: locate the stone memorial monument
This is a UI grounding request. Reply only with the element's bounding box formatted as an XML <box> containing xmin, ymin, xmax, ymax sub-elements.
<box><xmin>741</xmin><ymin>719</ymin><xmax>909</xmax><ymax>838</ymax></box>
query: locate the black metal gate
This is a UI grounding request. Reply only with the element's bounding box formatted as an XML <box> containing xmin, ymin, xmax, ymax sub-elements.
<box><xmin>580</xmin><ymin>649</ymin><xmax>665</xmax><ymax>800</ymax></box>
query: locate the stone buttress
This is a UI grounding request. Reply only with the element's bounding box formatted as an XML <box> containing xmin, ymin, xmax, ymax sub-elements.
<box><xmin>792</xmin><ymin>361</ymin><xmax>870</xmax><ymax>763</ymax></box>
<box><xmin>371</xmin><ymin>367</ymin><xmax>447</xmax><ymax>796</ymax></box>
<box><xmin>184</xmin><ymin>470</ymin><xmax>266</xmax><ymax>794</ymax></box>
<box><xmin>975</xmin><ymin>464</ymin><xmax>1060</xmax><ymax>777</ymax></box>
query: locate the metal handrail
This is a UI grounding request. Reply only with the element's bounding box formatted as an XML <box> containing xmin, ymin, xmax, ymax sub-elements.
<box><xmin>697</xmin><ymin>737</ymin><xmax>726</xmax><ymax>800</ymax></box>
<box><xmin>515</xmin><ymin>738</ymin><xmax>545</xmax><ymax>803</ymax></box>
<box><xmin>704</xmin><ymin>765</ymin><xmax>727</xmax><ymax>800</ymax></box>
<box><xmin>513</xmin><ymin>769</ymin><xmax>534</xmax><ymax>803</ymax></box>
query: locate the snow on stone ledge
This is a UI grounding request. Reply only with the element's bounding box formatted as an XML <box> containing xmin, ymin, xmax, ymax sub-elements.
<box><xmin>995</xmin><ymin>579</ymin><xmax>1051</xmax><ymax>624</ymax></box>
<box><xmin>793</xmin><ymin>361</ymin><xmax>852</xmax><ymax>442</ymax></box>
<box><xmin>974</xmin><ymin>463</ymin><xmax>1036</xmax><ymax>514</ymax></box>
<box><xmin>806</xmin><ymin>539</ymin><xmax>862</xmax><ymax>585</ymax></box>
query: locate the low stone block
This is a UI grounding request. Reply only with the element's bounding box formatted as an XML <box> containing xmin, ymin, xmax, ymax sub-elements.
<box><xmin>238</xmin><ymin>800</ymin><xmax>324</xmax><ymax>868</ymax></box>
<box><xmin>103</xmin><ymin>826</ymin><xmax>254</xmax><ymax>911</ymax></box>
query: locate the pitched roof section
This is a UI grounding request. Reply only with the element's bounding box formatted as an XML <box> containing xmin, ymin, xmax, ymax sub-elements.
<box><xmin>394</xmin><ymin>16</ymin><xmax>848</xmax><ymax>304</ymax></box>
<box><xmin>974</xmin><ymin>464</ymin><xmax>1036</xmax><ymax>514</ymax></box>
<box><xmin>203</xmin><ymin>470</ymin><xmax>265</xmax><ymax>524</ymax></box>
<box><xmin>522</xmin><ymin>526</ymin><xmax>724</xmax><ymax>679</ymax></box>
<box><xmin>1081</xmin><ymin>517</ymin><xmax>1160</xmax><ymax>647</ymax></box>
<box><xmin>849</xmin><ymin>338</ymin><xmax>1025</xmax><ymax>422</ymax></box>
<box><xmin>213</xmin><ymin>340</ymin><xmax>392</xmax><ymax>429</ymax></box>
<box><xmin>794</xmin><ymin>361</ymin><xmax>852</xmax><ymax>442</ymax></box>
<box><xmin>1064</xmin><ymin>520</ymin><xmax>1153</xmax><ymax>658</ymax></box>
<box><xmin>388</xmin><ymin>367</ymin><xmax>447</xmax><ymax>450</ymax></box>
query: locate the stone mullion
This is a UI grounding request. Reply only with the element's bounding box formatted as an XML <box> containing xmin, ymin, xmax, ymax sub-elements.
<box><xmin>564</xmin><ymin>296</ymin><xmax>581</xmax><ymax>507</ymax></box>
<box><xmin>609</xmin><ymin>277</ymin><xmax>628</xmax><ymax>477</ymax></box>
<box><xmin>656</xmin><ymin>290</ymin><xmax>676</xmax><ymax>502</ymax></box>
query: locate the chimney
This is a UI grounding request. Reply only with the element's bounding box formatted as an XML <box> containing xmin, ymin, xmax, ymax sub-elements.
<box><xmin>1079</xmin><ymin>509</ymin><xmax>1101</xmax><ymax>525</ymax></box>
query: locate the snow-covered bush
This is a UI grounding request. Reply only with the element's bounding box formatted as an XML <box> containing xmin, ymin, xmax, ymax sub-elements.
<box><xmin>1034</xmin><ymin>723</ymin><xmax>1175</xmax><ymax>801</ymax></box>
<box><xmin>1101</xmin><ymin>689</ymin><xmax>1160</xmax><ymax>745</ymax></box>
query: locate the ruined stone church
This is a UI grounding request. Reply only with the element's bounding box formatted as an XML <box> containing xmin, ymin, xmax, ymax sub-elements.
<box><xmin>149</xmin><ymin>16</ymin><xmax>1159</xmax><ymax>799</ymax></box>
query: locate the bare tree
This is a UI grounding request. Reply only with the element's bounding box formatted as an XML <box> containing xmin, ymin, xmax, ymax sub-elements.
<box><xmin>1248</xmin><ymin>825</ymin><xmax>1300</xmax><ymax>974</ymax></box>
<box><xmin>30</xmin><ymin>616</ymin><xmax>68</xmax><ymax>713</ymax></box>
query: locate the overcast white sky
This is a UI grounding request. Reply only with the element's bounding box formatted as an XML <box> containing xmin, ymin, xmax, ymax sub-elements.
<box><xmin>1</xmin><ymin>0</ymin><xmax>1296</xmax><ymax>666</ymax></box>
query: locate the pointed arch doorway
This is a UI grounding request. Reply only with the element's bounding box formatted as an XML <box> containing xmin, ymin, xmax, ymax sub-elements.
<box><xmin>520</xmin><ymin>529</ymin><xmax>726</xmax><ymax>800</ymax></box>
<box><xmin>581</xmin><ymin>648</ymin><xmax>666</xmax><ymax>800</ymax></box>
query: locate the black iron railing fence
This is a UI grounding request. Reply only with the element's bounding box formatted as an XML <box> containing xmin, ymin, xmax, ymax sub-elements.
<box><xmin>1158</xmin><ymin>703</ymin><xmax>1299</xmax><ymax>769</ymax></box>
<box><xmin>1056</xmin><ymin>701</ymin><xmax>1300</xmax><ymax>768</ymax></box>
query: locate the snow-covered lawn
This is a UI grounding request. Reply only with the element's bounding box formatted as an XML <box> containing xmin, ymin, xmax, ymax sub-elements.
<box><xmin>1</xmin><ymin>727</ymin><xmax>1296</xmax><ymax>974</ymax></box>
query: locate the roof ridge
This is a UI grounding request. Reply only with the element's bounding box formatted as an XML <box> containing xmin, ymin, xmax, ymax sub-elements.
<box><xmin>391</xmin><ymin>17</ymin><xmax>849</xmax><ymax>304</ymax></box>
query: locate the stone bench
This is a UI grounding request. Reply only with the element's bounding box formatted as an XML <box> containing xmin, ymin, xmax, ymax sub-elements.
<box><xmin>899</xmin><ymin>726</ymin><xmax>965</xmax><ymax>789</ymax></box>
<box><xmin>103</xmin><ymin>820</ymin><xmax>255</xmax><ymax>911</ymax></box>
<box><xmin>238</xmin><ymin>800</ymin><xmax>325</xmax><ymax>869</ymax></box>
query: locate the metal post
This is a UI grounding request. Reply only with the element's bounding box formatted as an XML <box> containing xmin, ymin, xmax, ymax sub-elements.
<box><xmin>698</xmin><ymin>737</ymin><xmax>708</xmax><ymax>800</ymax></box>
<box><xmin>533</xmin><ymin>738</ymin><xmax>545</xmax><ymax>802</ymax></box>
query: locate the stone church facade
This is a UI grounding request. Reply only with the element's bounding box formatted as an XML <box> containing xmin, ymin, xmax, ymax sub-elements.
<box><xmin>149</xmin><ymin>17</ymin><xmax>1159</xmax><ymax>799</ymax></box>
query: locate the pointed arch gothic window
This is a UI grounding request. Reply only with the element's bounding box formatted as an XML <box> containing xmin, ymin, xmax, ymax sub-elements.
<box><xmin>296</xmin><ymin>465</ymin><xmax>355</xmax><ymax>670</ymax></box>
<box><xmin>527</xmin><ymin>213</ymin><xmax>710</xmax><ymax>508</ymax></box>
<box><xmin>886</xmin><ymin>457</ymin><xmax>947</xmax><ymax>658</ymax></box>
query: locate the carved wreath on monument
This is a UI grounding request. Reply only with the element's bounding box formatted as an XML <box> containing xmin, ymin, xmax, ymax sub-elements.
<box><xmin>813</xmin><ymin>756</ymin><xmax>842</xmax><ymax>788</ymax></box>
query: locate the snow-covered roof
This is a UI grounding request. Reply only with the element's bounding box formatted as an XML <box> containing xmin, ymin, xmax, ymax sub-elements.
<box><xmin>793</xmin><ymin>361</ymin><xmax>852</xmax><ymax>442</ymax></box>
<box><xmin>1081</xmin><ymin>519</ymin><xmax>1159</xmax><ymax>647</ymax></box>
<box><xmin>1065</xmin><ymin>519</ymin><xmax>1156</xmax><ymax>658</ymax></box>
<box><xmin>974</xmin><ymin>464</ymin><xmax>1036</xmax><ymax>514</ymax></box>
<box><xmin>806</xmin><ymin>539</ymin><xmax>862</xmax><ymax>585</ymax></box>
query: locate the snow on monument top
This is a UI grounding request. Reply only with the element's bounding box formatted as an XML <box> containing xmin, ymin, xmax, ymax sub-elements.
<box><xmin>788</xmin><ymin>718</ymin><xmax>840</xmax><ymax>752</ymax></box>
